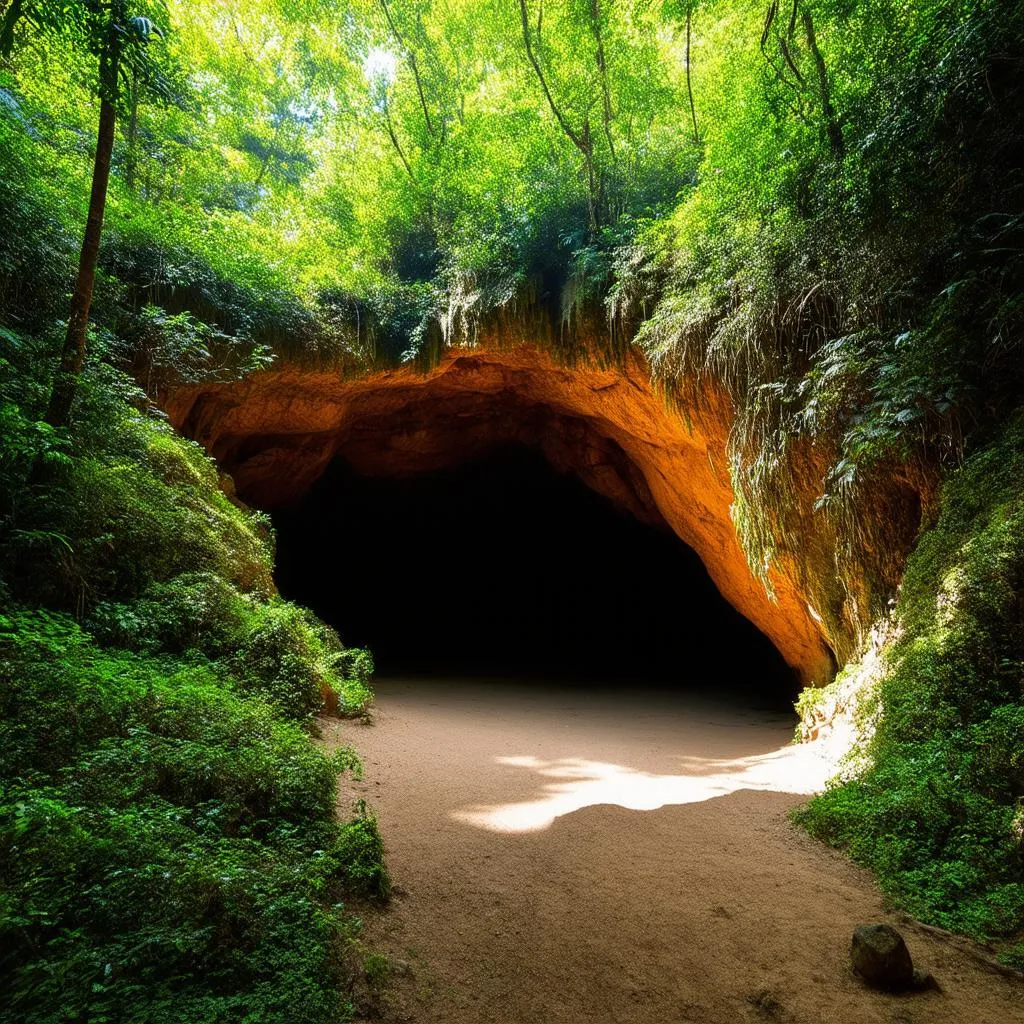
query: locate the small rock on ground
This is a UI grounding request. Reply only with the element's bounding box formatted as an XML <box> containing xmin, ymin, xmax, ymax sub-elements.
<box><xmin>851</xmin><ymin>924</ymin><xmax>915</xmax><ymax>991</ymax></box>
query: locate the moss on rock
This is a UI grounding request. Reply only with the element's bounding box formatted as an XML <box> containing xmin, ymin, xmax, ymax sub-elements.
<box><xmin>796</xmin><ymin>418</ymin><xmax>1024</xmax><ymax>963</ymax></box>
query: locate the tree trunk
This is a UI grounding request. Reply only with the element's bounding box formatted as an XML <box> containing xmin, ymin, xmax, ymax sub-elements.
<box><xmin>518</xmin><ymin>0</ymin><xmax>587</xmax><ymax>155</ymax></box>
<box><xmin>44</xmin><ymin>97</ymin><xmax>117</xmax><ymax>428</ymax></box>
<box><xmin>588</xmin><ymin>0</ymin><xmax>616</xmax><ymax>161</ymax></box>
<box><xmin>379</xmin><ymin>0</ymin><xmax>434</xmax><ymax>137</ymax></box>
<box><xmin>383</xmin><ymin>95</ymin><xmax>414</xmax><ymax>179</ymax></box>
<box><xmin>0</xmin><ymin>0</ymin><xmax>23</xmax><ymax>57</ymax></box>
<box><xmin>518</xmin><ymin>0</ymin><xmax>598</xmax><ymax>229</ymax></box>
<box><xmin>582</xmin><ymin>119</ymin><xmax>598</xmax><ymax>234</ymax></box>
<box><xmin>801</xmin><ymin>9</ymin><xmax>843</xmax><ymax>157</ymax></box>
<box><xmin>686</xmin><ymin>6</ymin><xmax>699</xmax><ymax>143</ymax></box>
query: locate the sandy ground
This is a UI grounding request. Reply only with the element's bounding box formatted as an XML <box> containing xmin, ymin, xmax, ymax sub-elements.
<box><xmin>321</xmin><ymin>678</ymin><xmax>1024</xmax><ymax>1024</ymax></box>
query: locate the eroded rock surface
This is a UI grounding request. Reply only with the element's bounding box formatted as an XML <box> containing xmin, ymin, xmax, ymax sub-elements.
<box><xmin>164</xmin><ymin>344</ymin><xmax>836</xmax><ymax>684</ymax></box>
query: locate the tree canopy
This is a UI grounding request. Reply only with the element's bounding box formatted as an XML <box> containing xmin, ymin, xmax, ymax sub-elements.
<box><xmin>3</xmin><ymin>0</ymin><xmax>1018</xmax><ymax>369</ymax></box>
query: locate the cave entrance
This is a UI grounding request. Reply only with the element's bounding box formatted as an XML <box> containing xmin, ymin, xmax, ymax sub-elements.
<box><xmin>273</xmin><ymin>444</ymin><xmax>796</xmax><ymax>706</ymax></box>
<box><xmin>170</xmin><ymin>347</ymin><xmax>837</xmax><ymax>684</ymax></box>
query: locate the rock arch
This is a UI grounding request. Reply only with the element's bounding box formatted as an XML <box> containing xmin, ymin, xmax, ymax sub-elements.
<box><xmin>165</xmin><ymin>343</ymin><xmax>836</xmax><ymax>685</ymax></box>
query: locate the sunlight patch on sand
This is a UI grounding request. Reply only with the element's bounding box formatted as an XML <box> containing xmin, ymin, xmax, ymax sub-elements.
<box><xmin>451</xmin><ymin>744</ymin><xmax>835</xmax><ymax>833</ymax></box>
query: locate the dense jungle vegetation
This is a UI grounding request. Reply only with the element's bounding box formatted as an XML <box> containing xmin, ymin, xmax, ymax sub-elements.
<box><xmin>1</xmin><ymin>0</ymin><xmax>1022</xmax><ymax>1016</ymax></box>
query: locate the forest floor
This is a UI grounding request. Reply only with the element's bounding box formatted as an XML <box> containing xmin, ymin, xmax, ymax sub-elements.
<box><xmin>322</xmin><ymin>678</ymin><xmax>1024</xmax><ymax>1024</ymax></box>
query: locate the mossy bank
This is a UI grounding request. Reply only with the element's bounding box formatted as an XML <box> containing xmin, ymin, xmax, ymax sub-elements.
<box><xmin>797</xmin><ymin>419</ymin><xmax>1024</xmax><ymax>967</ymax></box>
<box><xmin>0</xmin><ymin>329</ymin><xmax>387</xmax><ymax>1023</ymax></box>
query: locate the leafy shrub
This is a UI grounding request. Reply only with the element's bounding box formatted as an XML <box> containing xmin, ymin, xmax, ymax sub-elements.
<box><xmin>88</xmin><ymin>571</ymin><xmax>249</xmax><ymax>656</ymax></box>
<box><xmin>0</xmin><ymin>608</ymin><xmax>384</xmax><ymax>1023</ymax></box>
<box><xmin>0</xmin><ymin>325</ymin><xmax>381</xmax><ymax>1020</ymax></box>
<box><xmin>87</xmin><ymin>578</ymin><xmax>376</xmax><ymax>720</ymax></box>
<box><xmin>233</xmin><ymin>601</ymin><xmax>338</xmax><ymax>720</ymax></box>
<box><xmin>333</xmin><ymin>801</ymin><xmax>391</xmax><ymax>900</ymax></box>
<box><xmin>231</xmin><ymin>601</ymin><xmax>373</xmax><ymax>720</ymax></box>
<box><xmin>796</xmin><ymin>419</ymin><xmax>1024</xmax><ymax>955</ymax></box>
<box><xmin>0</xmin><ymin>356</ymin><xmax>276</xmax><ymax>610</ymax></box>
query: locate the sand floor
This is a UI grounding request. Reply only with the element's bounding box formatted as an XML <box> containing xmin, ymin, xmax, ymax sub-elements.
<box><xmin>322</xmin><ymin>678</ymin><xmax>1024</xmax><ymax>1024</ymax></box>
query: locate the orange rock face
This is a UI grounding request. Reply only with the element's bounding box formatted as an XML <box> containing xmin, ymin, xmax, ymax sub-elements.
<box><xmin>165</xmin><ymin>344</ymin><xmax>837</xmax><ymax>685</ymax></box>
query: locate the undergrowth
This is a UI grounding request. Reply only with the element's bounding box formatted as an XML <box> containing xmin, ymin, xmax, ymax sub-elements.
<box><xmin>0</xmin><ymin>325</ymin><xmax>385</xmax><ymax>1021</ymax></box>
<box><xmin>795</xmin><ymin>418</ymin><xmax>1024</xmax><ymax>965</ymax></box>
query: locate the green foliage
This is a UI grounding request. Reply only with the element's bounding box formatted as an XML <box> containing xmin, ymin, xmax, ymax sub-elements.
<box><xmin>89</xmin><ymin>571</ymin><xmax>249</xmax><ymax>655</ymax></box>
<box><xmin>362</xmin><ymin>951</ymin><xmax>390</xmax><ymax>990</ymax></box>
<box><xmin>629</xmin><ymin>0</ymin><xmax>1024</xmax><ymax>654</ymax></box>
<box><xmin>8</xmin><ymin>415</ymin><xmax>275</xmax><ymax>607</ymax></box>
<box><xmin>335</xmin><ymin>800</ymin><xmax>391</xmax><ymax>900</ymax></box>
<box><xmin>1</xmin><ymin>1</ymin><xmax>174</xmax><ymax>105</ymax></box>
<box><xmin>233</xmin><ymin>600</ymin><xmax>373</xmax><ymax>721</ymax></box>
<box><xmin>88</xmin><ymin>577</ymin><xmax>377</xmax><ymax>720</ymax></box>
<box><xmin>795</xmin><ymin>419</ymin><xmax>1024</xmax><ymax>954</ymax></box>
<box><xmin>0</xmin><ymin>0</ymin><xmax>706</xmax><ymax>370</ymax></box>
<box><xmin>0</xmin><ymin>323</ymin><xmax>380</xmax><ymax>1018</ymax></box>
<box><xmin>2</xmin><ymin>0</ymin><xmax>1017</xmax><ymax>435</ymax></box>
<box><xmin>0</xmin><ymin>608</ymin><xmax>379</xmax><ymax>1023</ymax></box>
<box><xmin>122</xmin><ymin>304</ymin><xmax>275</xmax><ymax>406</ymax></box>
<box><xmin>0</xmin><ymin>343</ymin><xmax>376</xmax><ymax>722</ymax></box>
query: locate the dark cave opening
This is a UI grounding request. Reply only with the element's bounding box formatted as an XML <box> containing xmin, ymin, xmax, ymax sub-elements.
<box><xmin>273</xmin><ymin>445</ymin><xmax>796</xmax><ymax>704</ymax></box>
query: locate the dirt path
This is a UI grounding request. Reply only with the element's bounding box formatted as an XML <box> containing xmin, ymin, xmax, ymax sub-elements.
<box><xmin>322</xmin><ymin>678</ymin><xmax>1024</xmax><ymax>1024</ymax></box>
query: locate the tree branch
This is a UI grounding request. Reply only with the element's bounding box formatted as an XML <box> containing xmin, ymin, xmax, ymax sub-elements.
<box><xmin>588</xmin><ymin>0</ymin><xmax>616</xmax><ymax>161</ymax></box>
<box><xmin>801</xmin><ymin>8</ymin><xmax>844</xmax><ymax>156</ymax></box>
<box><xmin>378</xmin><ymin>0</ymin><xmax>434</xmax><ymax>137</ymax></box>
<box><xmin>381</xmin><ymin>92</ymin><xmax>414</xmax><ymax>179</ymax></box>
<box><xmin>685</xmin><ymin>5</ymin><xmax>698</xmax><ymax>143</ymax></box>
<box><xmin>518</xmin><ymin>0</ymin><xmax>588</xmax><ymax>157</ymax></box>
